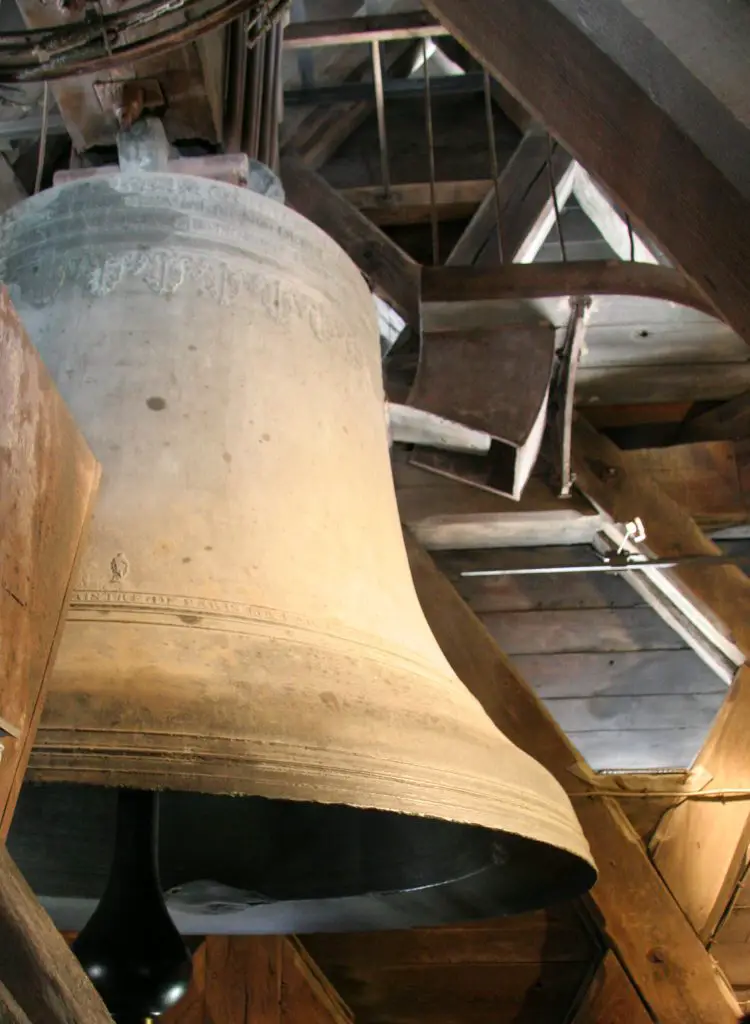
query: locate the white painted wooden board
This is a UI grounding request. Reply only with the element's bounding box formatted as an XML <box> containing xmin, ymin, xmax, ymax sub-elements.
<box><xmin>434</xmin><ymin>546</ymin><xmax>726</xmax><ymax>771</ymax></box>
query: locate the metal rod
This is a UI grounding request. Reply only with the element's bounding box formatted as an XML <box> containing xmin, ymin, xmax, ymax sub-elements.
<box><xmin>422</xmin><ymin>38</ymin><xmax>439</xmax><ymax>266</ymax></box>
<box><xmin>259</xmin><ymin>23</ymin><xmax>280</xmax><ymax>166</ymax></box>
<box><xmin>461</xmin><ymin>553</ymin><xmax>750</xmax><ymax>578</ymax></box>
<box><xmin>241</xmin><ymin>31</ymin><xmax>265</xmax><ymax>159</ymax></box>
<box><xmin>483</xmin><ymin>69</ymin><xmax>504</xmax><ymax>263</ymax></box>
<box><xmin>283</xmin><ymin>72</ymin><xmax>485</xmax><ymax>106</ymax></box>
<box><xmin>371</xmin><ymin>40</ymin><xmax>390</xmax><ymax>196</ymax></box>
<box><xmin>547</xmin><ymin>133</ymin><xmax>567</xmax><ymax>261</ymax></box>
<box><xmin>224</xmin><ymin>13</ymin><xmax>248</xmax><ymax>154</ymax></box>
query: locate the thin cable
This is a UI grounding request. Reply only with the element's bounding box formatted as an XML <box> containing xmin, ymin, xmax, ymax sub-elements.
<box><xmin>33</xmin><ymin>80</ymin><xmax>49</xmax><ymax>194</ymax></box>
<box><xmin>547</xmin><ymin>133</ymin><xmax>567</xmax><ymax>262</ymax></box>
<box><xmin>625</xmin><ymin>211</ymin><xmax>636</xmax><ymax>261</ymax></box>
<box><xmin>422</xmin><ymin>38</ymin><xmax>439</xmax><ymax>266</ymax></box>
<box><xmin>483</xmin><ymin>69</ymin><xmax>504</xmax><ymax>264</ymax></box>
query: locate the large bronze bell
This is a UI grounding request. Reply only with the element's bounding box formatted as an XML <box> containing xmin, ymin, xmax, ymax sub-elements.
<box><xmin>2</xmin><ymin>167</ymin><xmax>595</xmax><ymax>933</ymax></box>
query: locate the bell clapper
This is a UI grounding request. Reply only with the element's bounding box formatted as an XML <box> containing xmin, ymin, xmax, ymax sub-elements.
<box><xmin>72</xmin><ymin>789</ymin><xmax>192</xmax><ymax>1022</ymax></box>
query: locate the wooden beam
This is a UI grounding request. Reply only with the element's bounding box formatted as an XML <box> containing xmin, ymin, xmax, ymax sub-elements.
<box><xmin>446</xmin><ymin>131</ymin><xmax>575</xmax><ymax>266</ymax></box>
<box><xmin>572</xmin><ymin>168</ymin><xmax>662</xmax><ymax>265</ymax></box>
<box><xmin>163</xmin><ymin>937</ymin><xmax>352</xmax><ymax>1024</ymax></box>
<box><xmin>421</xmin><ymin>261</ymin><xmax>715</xmax><ymax>316</ymax></box>
<box><xmin>394</xmin><ymin>458</ymin><xmax>603</xmax><ymax>550</ymax></box>
<box><xmin>284</xmin><ymin>42</ymin><xmax>418</xmax><ymax>170</ymax></box>
<box><xmin>280</xmin><ymin>151</ymin><xmax>420</xmax><ymax>329</ymax></box>
<box><xmin>405</xmin><ymin>532</ymin><xmax>738</xmax><ymax>1023</ymax></box>
<box><xmin>342</xmin><ymin>179</ymin><xmax>493</xmax><ymax>227</ymax></box>
<box><xmin>682</xmin><ymin>393</ymin><xmax>750</xmax><ymax>443</ymax></box>
<box><xmin>283</xmin><ymin>12</ymin><xmax>448</xmax><ymax>49</ymax></box>
<box><xmin>570</xmin><ymin>952</ymin><xmax>653</xmax><ymax>1024</ymax></box>
<box><xmin>421</xmin><ymin>0</ymin><xmax>750</xmax><ymax>345</ymax></box>
<box><xmin>570</xmin><ymin>418</ymin><xmax>750</xmax><ymax>938</ymax></box>
<box><xmin>0</xmin><ymin>844</ymin><xmax>112</xmax><ymax>1023</ymax></box>
<box><xmin>0</xmin><ymin>287</ymin><xmax>99</xmax><ymax>834</ymax></box>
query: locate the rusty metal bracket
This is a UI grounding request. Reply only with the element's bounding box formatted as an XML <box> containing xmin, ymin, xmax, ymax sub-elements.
<box><xmin>546</xmin><ymin>296</ymin><xmax>590</xmax><ymax>497</ymax></box>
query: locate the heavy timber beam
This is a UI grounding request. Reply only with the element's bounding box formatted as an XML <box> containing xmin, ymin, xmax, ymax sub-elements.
<box><xmin>421</xmin><ymin>0</ymin><xmax>750</xmax><ymax>344</ymax></box>
<box><xmin>284</xmin><ymin>12</ymin><xmax>448</xmax><ymax>48</ymax></box>
<box><xmin>280</xmin><ymin>151</ymin><xmax>421</xmax><ymax>329</ymax></box>
<box><xmin>421</xmin><ymin>260</ymin><xmax>715</xmax><ymax>316</ymax></box>
<box><xmin>0</xmin><ymin>288</ymin><xmax>105</xmax><ymax>1021</ymax></box>
<box><xmin>571</xmin><ymin>418</ymin><xmax>750</xmax><ymax>939</ymax></box>
<box><xmin>405</xmin><ymin>533</ymin><xmax>738</xmax><ymax>1024</ymax></box>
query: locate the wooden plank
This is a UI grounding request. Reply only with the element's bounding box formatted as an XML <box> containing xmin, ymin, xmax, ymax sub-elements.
<box><xmin>304</xmin><ymin>908</ymin><xmax>593</xmax><ymax>969</ymax></box>
<box><xmin>421</xmin><ymin>0</ymin><xmax>750</xmax><ymax>345</ymax></box>
<box><xmin>571</xmin><ymin>952</ymin><xmax>652</xmax><ymax>1024</ymax></box>
<box><xmin>437</xmin><ymin>546</ymin><xmax>648</xmax><ymax>612</ymax></box>
<box><xmin>682</xmin><ymin>393</ymin><xmax>750</xmax><ymax>443</ymax></box>
<box><xmin>205</xmin><ymin>936</ymin><xmax>281</xmax><ymax>1024</ymax></box>
<box><xmin>447</xmin><ymin>131</ymin><xmax>574</xmax><ymax>266</ymax></box>
<box><xmin>577</xmin><ymin>364</ymin><xmax>750</xmax><ymax>407</ymax></box>
<box><xmin>512</xmin><ymin>651</ymin><xmax>725</xmax><ymax>699</ymax></box>
<box><xmin>405</xmin><ymin>533</ymin><xmax>738</xmax><ymax>1024</ymax></box>
<box><xmin>303</xmin><ymin>960</ymin><xmax>591</xmax><ymax>1024</ymax></box>
<box><xmin>342</xmin><ymin>180</ymin><xmax>493</xmax><ymax>226</ymax></box>
<box><xmin>286</xmin><ymin>42</ymin><xmax>418</xmax><ymax>170</ymax></box>
<box><xmin>394</xmin><ymin>459</ymin><xmax>603</xmax><ymax>551</ymax></box>
<box><xmin>570</xmin><ymin>418</ymin><xmax>750</xmax><ymax>939</ymax></box>
<box><xmin>281</xmin><ymin>151</ymin><xmax>420</xmax><ymax>329</ymax></box>
<box><xmin>572</xmin><ymin>418</ymin><xmax>750</xmax><ymax>659</ymax></box>
<box><xmin>569</xmin><ymin>728</ymin><xmax>711</xmax><ymax>772</ymax></box>
<box><xmin>280</xmin><ymin>939</ymin><xmax>353</xmax><ymax>1024</ymax></box>
<box><xmin>0</xmin><ymin>287</ymin><xmax>99</xmax><ymax>835</ymax></box>
<box><xmin>572</xmin><ymin>168</ymin><xmax>662</xmax><ymax>265</ymax></box>
<box><xmin>421</xmin><ymin>261</ymin><xmax>714</xmax><ymax>316</ymax></box>
<box><xmin>0</xmin><ymin>978</ymin><xmax>33</xmax><ymax>1024</ymax></box>
<box><xmin>283</xmin><ymin>12</ymin><xmax>449</xmax><ymax>48</ymax></box>
<box><xmin>629</xmin><ymin>441</ymin><xmax>749</xmax><ymax>529</ymax></box>
<box><xmin>0</xmin><ymin>844</ymin><xmax>112</xmax><ymax>1023</ymax></box>
<box><xmin>483</xmin><ymin>607</ymin><xmax>685</xmax><ymax>655</ymax></box>
<box><xmin>162</xmin><ymin>943</ymin><xmax>205</xmax><ymax>1024</ymax></box>
<box><xmin>547</xmin><ymin>692</ymin><xmax>723</xmax><ymax>734</ymax></box>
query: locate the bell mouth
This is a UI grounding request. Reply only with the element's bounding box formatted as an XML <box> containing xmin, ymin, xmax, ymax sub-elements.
<box><xmin>10</xmin><ymin>784</ymin><xmax>594</xmax><ymax>933</ymax></box>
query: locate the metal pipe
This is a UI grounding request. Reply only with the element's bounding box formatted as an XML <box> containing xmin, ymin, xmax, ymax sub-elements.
<box><xmin>371</xmin><ymin>40</ymin><xmax>390</xmax><ymax>197</ymax></box>
<box><xmin>241</xmin><ymin>31</ymin><xmax>265</xmax><ymax>159</ymax></box>
<box><xmin>461</xmin><ymin>553</ymin><xmax>750</xmax><ymax>578</ymax></box>
<box><xmin>422</xmin><ymin>38</ymin><xmax>439</xmax><ymax>265</ymax></box>
<box><xmin>223</xmin><ymin>13</ymin><xmax>248</xmax><ymax>154</ymax></box>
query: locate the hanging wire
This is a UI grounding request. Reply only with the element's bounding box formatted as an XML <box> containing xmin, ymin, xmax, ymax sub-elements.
<box><xmin>422</xmin><ymin>38</ymin><xmax>439</xmax><ymax>266</ymax></box>
<box><xmin>547</xmin><ymin>133</ymin><xmax>567</xmax><ymax>262</ymax></box>
<box><xmin>625</xmin><ymin>211</ymin><xmax>636</xmax><ymax>261</ymax></box>
<box><xmin>33</xmin><ymin>80</ymin><xmax>49</xmax><ymax>194</ymax></box>
<box><xmin>482</xmin><ymin>69</ymin><xmax>504</xmax><ymax>264</ymax></box>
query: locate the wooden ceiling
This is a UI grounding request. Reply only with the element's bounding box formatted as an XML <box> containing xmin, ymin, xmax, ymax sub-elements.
<box><xmin>2</xmin><ymin>1</ymin><xmax>750</xmax><ymax>1022</ymax></box>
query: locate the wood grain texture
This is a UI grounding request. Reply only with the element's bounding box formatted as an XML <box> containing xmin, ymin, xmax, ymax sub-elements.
<box><xmin>405</xmin><ymin>533</ymin><xmax>737</xmax><ymax>1024</ymax></box>
<box><xmin>281</xmin><ymin>151</ymin><xmax>420</xmax><ymax>328</ymax></box>
<box><xmin>0</xmin><ymin>844</ymin><xmax>112</xmax><ymax>1023</ymax></box>
<box><xmin>572</xmin><ymin>418</ymin><xmax>750</xmax><ymax>939</ymax></box>
<box><xmin>164</xmin><ymin>937</ymin><xmax>351</xmax><ymax>1024</ymax></box>
<box><xmin>422</xmin><ymin>0</ymin><xmax>750</xmax><ymax>344</ymax></box>
<box><xmin>447</xmin><ymin>131</ymin><xmax>573</xmax><ymax>266</ymax></box>
<box><xmin>421</xmin><ymin>261</ymin><xmax>715</xmax><ymax>316</ymax></box>
<box><xmin>0</xmin><ymin>287</ymin><xmax>99</xmax><ymax>835</ymax></box>
<box><xmin>682</xmin><ymin>392</ymin><xmax>750</xmax><ymax>443</ymax></box>
<box><xmin>571</xmin><ymin>952</ymin><xmax>652</xmax><ymax>1024</ymax></box>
